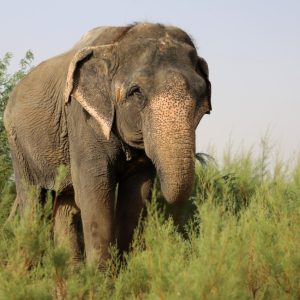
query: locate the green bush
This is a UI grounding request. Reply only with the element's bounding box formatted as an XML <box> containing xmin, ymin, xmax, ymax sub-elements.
<box><xmin>0</xmin><ymin>147</ymin><xmax>299</xmax><ymax>299</ymax></box>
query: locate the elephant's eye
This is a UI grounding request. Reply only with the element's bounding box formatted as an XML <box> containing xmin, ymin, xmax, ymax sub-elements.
<box><xmin>125</xmin><ymin>85</ymin><xmax>146</xmax><ymax>109</ymax></box>
<box><xmin>126</xmin><ymin>85</ymin><xmax>143</xmax><ymax>98</ymax></box>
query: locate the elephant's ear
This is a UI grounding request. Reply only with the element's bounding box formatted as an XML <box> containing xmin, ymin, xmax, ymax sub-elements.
<box><xmin>194</xmin><ymin>57</ymin><xmax>212</xmax><ymax>128</ymax></box>
<box><xmin>197</xmin><ymin>57</ymin><xmax>211</xmax><ymax>113</ymax></box>
<box><xmin>64</xmin><ymin>45</ymin><xmax>116</xmax><ymax>140</ymax></box>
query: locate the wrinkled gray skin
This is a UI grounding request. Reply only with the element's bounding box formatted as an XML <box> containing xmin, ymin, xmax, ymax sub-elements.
<box><xmin>4</xmin><ymin>23</ymin><xmax>211</xmax><ymax>268</ymax></box>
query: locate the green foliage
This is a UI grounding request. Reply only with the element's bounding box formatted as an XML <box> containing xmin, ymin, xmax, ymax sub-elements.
<box><xmin>0</xmin><ymin>146</ymin><xmax>300</xmax><ymax>299</ymax></box>
<box><xmin>0</xmin><ymin>51</ymin><xmax>34</xmax><ymax>191</ymax></box>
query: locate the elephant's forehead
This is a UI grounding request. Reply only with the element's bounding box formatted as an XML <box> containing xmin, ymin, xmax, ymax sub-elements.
<box><xmin>122</xmin><ymin>37</ymin><xmax>195</xmax><ymax>58</ymax></box>
<box><xmin>118</xmin><ymin>40</ymin><xmax>196</xmax><ymax>73</ymax></box>
<box><xmin>125</xmin><ymin>23</ymin><xmax>195</xmax><ymax>47</ymax></box>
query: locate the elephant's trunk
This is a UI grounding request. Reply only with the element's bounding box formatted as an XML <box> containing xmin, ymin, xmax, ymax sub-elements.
<box><xmin>153</xmin><ymin>132</ymin><xmax>195</xmax><ymax>204</ymax></box>
<box><xmin>143</xmin><ymin>73</ymin><xmax>196</xmax><ymax>204</ymax></box>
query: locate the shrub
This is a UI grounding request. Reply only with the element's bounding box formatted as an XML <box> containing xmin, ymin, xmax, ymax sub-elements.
<box><xmin>0</xmin><ymin>146</ymin><xmax>299</xmax><ymax>299</ymax></box>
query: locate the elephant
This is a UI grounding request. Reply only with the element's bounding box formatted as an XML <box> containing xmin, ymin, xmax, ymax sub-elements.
<box><xmin>4</xmin><ymin>23</ymin><xmax>211</xmax><ymax>268</ymax></box>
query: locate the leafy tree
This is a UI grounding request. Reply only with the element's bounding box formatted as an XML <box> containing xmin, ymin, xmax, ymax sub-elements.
<box><xmin>0</xmin><ymin>51</ymin><xmax>34</xmax><ymax>190</ymax></box>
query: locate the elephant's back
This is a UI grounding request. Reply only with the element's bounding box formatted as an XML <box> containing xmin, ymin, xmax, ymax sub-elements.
<box><xmin>72</xmin><ymin>26</ymin><xmax>134</xmax><ymax>49</ymax></box>
<box><xmin>4</xmin><ymin>53</ymin><xmax>72</xmax><ymax>189</ymax></box>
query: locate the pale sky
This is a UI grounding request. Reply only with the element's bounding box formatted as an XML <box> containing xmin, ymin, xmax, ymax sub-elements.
<box><xmin>1</xmin><ymin>0</ymin><xmax>299</xmax><ymax>162</ymax></box>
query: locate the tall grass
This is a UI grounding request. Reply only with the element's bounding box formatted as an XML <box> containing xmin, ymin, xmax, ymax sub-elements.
<box><xmin>0</xmin><ymin>147</ymin><xmax>300</xmax><ymax>299</ymax></box>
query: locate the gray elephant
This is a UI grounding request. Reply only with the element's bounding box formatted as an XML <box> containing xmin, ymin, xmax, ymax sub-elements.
<box><xmin>4</xmin><ymin>23</ymin><xmax>211</xmax><ymax>267</ymax></box>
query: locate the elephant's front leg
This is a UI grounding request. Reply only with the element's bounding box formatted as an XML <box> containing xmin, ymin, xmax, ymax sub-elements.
<box><xmin>116</xmin><ymin>157</ymin><xmax>155</xmax><ymax>254</ymax></box>
<box><xmin>71</xmin><ymin>161</ymin><xmax>116</xmax><ymax>269</ymax></box>
<box><xmin>80</xmin><ymin>186</ymin><xmax>115</xmax><ymax>267</ymax></box>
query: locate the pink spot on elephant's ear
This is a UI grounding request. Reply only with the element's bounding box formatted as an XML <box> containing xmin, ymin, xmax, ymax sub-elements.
<box><xmin>73</xmin><ymin>90</ymin><xmax>112</xmax><ymax>140</ymax></box>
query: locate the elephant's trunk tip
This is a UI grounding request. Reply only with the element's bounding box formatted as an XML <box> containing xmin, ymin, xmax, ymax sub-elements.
<box><xmin>159</xmin><ymin>170</ymin><xmax>195</xmax><ymax>205</ymax></box>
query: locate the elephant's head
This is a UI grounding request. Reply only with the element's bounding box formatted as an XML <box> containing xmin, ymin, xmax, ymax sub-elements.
<box><xmin>65</xmin><ymin>23</ymin><xmax>211</xmax><ymax>204</ymax></box>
